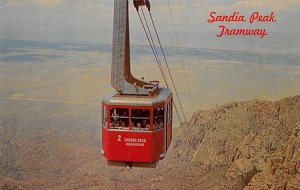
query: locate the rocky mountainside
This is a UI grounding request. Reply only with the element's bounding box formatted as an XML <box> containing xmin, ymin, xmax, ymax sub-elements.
<box><xmin>184</xmin><ymin>95</ymin><xmax>300</xmax><ymax>189</ymax></box>
<box><xmin>0</xmin><ymin>95</ymin><xmax>299</xmax><ymax>189</ymax></box>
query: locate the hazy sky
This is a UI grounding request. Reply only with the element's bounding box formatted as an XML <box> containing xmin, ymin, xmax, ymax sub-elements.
<box><xmin>1</xmin><ymin>0</ymin><xmax>300</xmax><ymax>54</ymax></box>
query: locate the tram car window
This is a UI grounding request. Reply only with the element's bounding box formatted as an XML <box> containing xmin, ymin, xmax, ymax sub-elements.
<box><xmin>154</xmin><ymin>107</ymin><xmax>164</xmax><ymax>130</ymax></box>
<box><xmin>110</xmin><ymin>108</ymin><xmax>129</xmax><ymax>129</ymax></box>
<box><xmin>131</xmin><ymin>109</ymin><xmax>150</xmax><ymax>130</ymax></box>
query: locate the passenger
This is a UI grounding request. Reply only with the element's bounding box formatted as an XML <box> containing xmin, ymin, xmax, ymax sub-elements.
<box><xmin>110</xmin><ymin>120</ymin><xmax>118</xmax><ymax>129</ymax></box>
<box><xmin>154</xmin><ymin>120</ymin><xmax>159</xmax><ymax>130</ymax></box>
<box><xmin>130</xmin><ymin>121</ymin><xmax>135</xmax><ymax>128</ymax></box>
<box><xmin>112</xmin><ymin>109</ymin><xmax>118</xmax><ymax>118</ymax></box>
<box><xmin>137</xmin><ymin>123</ymin><xmax>142</xmax><ymax>130</ymax></box>
<box><xmin>142</xmin><ymin>119</ymin><xmax>150</xmax><ymax>129</ymax></box>
<box><xmin>110</xmin><ymin>109</ymin><xmax>119</xmax><ymax>128</ymax></box>
<box><xmin>158</xmin><ymin>119</ymin><xmax>163</xmax><ymax>128</ymax></box>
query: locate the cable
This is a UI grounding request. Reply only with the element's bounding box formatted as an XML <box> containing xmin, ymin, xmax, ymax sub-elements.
<box><xmin>136</xmin><ymin>7</ymin><xmax>193</xmax><ymax>148</ymax></box>
<box><xmin>166</xmin><ymin>0</ymin><xmax>195</xmax><ymax>111</ymax></box>
<box><xmin>135</xmin><ymin>4</ymin><xmax>196</xmax><ymax>152</ymax></box>
<box><xmin>140</xmin><ymin>7</ymin><xmax>167</xmax><ymax>86</ymax></box>
<box><xmin>136</xmin><ymin>10</ymin><xmax>168</xmax><ymax>86</ymax></box>
<box><xmin>147</xmin><ymin>9</ymin><xmax>192</xmax><ymax>138</ymax></box>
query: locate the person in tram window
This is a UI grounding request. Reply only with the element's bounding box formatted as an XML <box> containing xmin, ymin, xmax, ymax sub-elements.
<box><xmin>112</xmin><ymin>108</ymin><xmax>118</xmax><ymax>118</ymax></box>
<box><xmin>137</xmin><ymin>122</ymin><xmax>142</xmax><ymax>130</ymax></box>
<box><xmin>130</xmin><ymin>121</ymin><xmax>135</xmax><ymax>129</ymax></box>
<box><xmin>111</xmin><ymin>108</ymin><xmax>119</xmax><ymax>129</ymax></box>
<box><xmin>154</xmin><ymin>119</ymin><xmax>159</xmax><ymax>130</ymax></box>
<box><xmin>142</xmin><ymin>119</ymin><xmax>150</xmax><ymax>130</ymax></box>
<box><xmin>146</xmin><ymin>123</ymin><xmax>150</xmax><ymax>129</ymax></box>
<box><xmin>158</xmin><ymin>118</ymin><xmax>164</xmax><ymax>129</ymax></box>
<box><xmin>121</xmin><ymin>122</ymin><xmax>126</xmax><ymax>129</ymax></box>
<box><xmin>154</xmin><ymin>108</ymin><xmax>163</xmax><ymax>129</ymax></box>
<box><xmin>119</xmin><ymin>118</ymin><xmax>127</xmax><ymax>129</ymax></box>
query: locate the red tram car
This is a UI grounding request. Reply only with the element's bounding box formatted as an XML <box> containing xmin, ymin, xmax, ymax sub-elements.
<box><xmin>101</xmin><ymin>88</ymin><xmax>172</xmax><ymax>163</ymax></box>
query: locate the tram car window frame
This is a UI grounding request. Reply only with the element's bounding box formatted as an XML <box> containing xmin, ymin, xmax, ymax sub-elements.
<box><xmin>131</xmin><ymin>109</ymin><xmax>151</xmax><ymax>131</ymax></box>
<box><xmin>153</xmin><ymin>107</ymin><xmax>164</xmax><ymax>130</ymax></box>
<box><xmin>110</xmin><ymin>108</ymin><xmax>129</xmax><ymax>130</ymax></box>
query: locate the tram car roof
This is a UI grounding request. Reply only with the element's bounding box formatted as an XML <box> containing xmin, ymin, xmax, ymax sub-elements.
<box><xmin>103</xmin><ymin>87</ymin><xmax>172</xmax><ymax>106</ymax></box>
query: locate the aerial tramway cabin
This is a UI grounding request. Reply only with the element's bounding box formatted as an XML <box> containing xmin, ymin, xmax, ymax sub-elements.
<box><xmin>102</xmin><ymin>88</ymin><xmax>173</xmax><ymax>163</ymax></box>
<box><xmin>101</xmin><ymin>0</ymin><xmax>173</xmax><ymax>165</ymax></box>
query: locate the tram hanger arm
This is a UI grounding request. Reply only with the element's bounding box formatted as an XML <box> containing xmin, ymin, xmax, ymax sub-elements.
<box><xmin>133</xmin><ymin>0</ymin><xmax>151</xmax><ymax>11</ymax></box>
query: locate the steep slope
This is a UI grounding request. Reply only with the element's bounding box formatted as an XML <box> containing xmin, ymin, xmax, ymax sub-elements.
<box><xmin>187</xmin><ymin>95</ymin><xmax>300</xmax><ymax>189</ymax></box>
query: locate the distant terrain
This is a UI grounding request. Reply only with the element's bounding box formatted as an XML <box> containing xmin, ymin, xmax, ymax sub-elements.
<box><xmin>1</xmin><ymin>95</ymin><xmax>299</xmax><ymax>190</ymax></box>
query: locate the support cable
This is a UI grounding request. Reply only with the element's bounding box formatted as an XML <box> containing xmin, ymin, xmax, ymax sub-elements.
<box><xmin>166</xmin><ymin>0</ymin><xmax>196</xmax><ymax>111</ymax></box>
<box><xmin>147</xmin><ymin>9</ymin><xmax>192</xmax><ymax>138</ymax></box>
<box><xmin>135</xmin><ymin>1</ymin><xmax>193</xmax><ymax>154</ymax></box>
<box><xmin>141</xmin><ymin>7</ymin><xmax>162</xmax><ymax>70</ymax></box>
<box><xmin>136</xmin><ymin>7</ymin><xmax>193</xmax><ymax>148</ymax></box>
<box><xmin>136</xmin><ymin>10</ymin><xmax>167</xmax><ymax>86</ymax></box>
